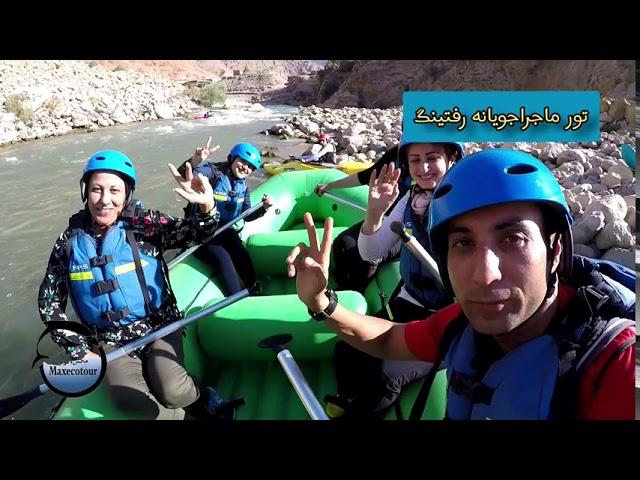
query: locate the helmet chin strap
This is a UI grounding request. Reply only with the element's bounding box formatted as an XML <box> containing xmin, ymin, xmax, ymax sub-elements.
<box><xmin>544</xmin><ymin>234</ymin><xmax>562</xmax><ymax>299</ymax></box>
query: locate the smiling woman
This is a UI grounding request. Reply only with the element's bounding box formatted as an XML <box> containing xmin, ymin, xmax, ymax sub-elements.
<box><xmin>33</xmin><ymin>149</ymin><xmax>249</xmax><ymax>420</ymax></box>
<box><xmin>177</xmin><ymin>140</ymin><xmax>273</xmax><ymax>298</ymax></box>
<box><xmin>325</xmin><ymin>139</ymin><xmax>465</xmax><ymax>418</ymax></box>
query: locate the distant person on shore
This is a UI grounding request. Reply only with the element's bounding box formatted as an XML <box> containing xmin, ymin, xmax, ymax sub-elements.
<box><xmin>292</xmin><ymin>133</ymin><xmax>336</xmax><ymax>164</ymax></box>
<box><xmin>178</xmin><ymin>138</ymin><xmax>272</xmax><ymax>296</ymax></box>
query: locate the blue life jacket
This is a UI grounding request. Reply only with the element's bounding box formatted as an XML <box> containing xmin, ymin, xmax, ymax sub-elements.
<box><xmin>399</xmin><ymin>189</ymin><xmax>449</xmax><ymax>309</ymax></box>
<box><xmin>211</xmin><ymin>174</ymin><xmax>247</xmax><ymax>225</ymax></box>
<box><xmin>65</xmin><ymin>204</ymin><xmax>166</xmax><ymax>331</ymax></box>
<box><xmin>441</xmin><ymin>255</ymin><xmax>635</xmax><ymax>420</ymax></box>
<box><xmin>193</xmin><ymin>162</ymin><xmax>247</xmax><ymax>226</ymax></box>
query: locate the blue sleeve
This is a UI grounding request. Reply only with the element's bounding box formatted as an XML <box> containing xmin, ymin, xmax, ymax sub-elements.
<box><xmin>194</xmin><ymin>162</ymin><xmax>215</xmax><ymax>179</ymax></box>
<box><xmin>241</xmin><ymin>183</ymin><xmax>252</xmax><ymax>213</ymax></box>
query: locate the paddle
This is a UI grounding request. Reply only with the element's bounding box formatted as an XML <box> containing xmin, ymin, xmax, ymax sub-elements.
<box><xmin>320</xmin><ymin>191</ymin><xmax>366</xmax><ymax>213</ymax></box>
<box><xmin>168</xmin><ymin>201</ymin><xmax>269</xmax><ymax>268</ymax></box>
<box><xmin>258</xmin><ymin>334</ymin><xmax>329</xmax><ymax>420</ymax></box>
<box><xmin>0</xmin><ymin>285</ymin><xmax>257</xmax><ymax>420</ymax></box>
<box><xmin>390</xmin><ymin>221</ymin><xmax>444</xmax><ymax>291</ymax></box>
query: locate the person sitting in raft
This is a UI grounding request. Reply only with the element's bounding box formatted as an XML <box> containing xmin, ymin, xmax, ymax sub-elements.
<box><xmin>38</xmin><ymin>150</ymin><xmax>242</xmax><ymax>420</ymax></box>
<box><xmin>292</xmin><ymin>132</ymin><xmax>337</xmax><ymax>164</ymax></box>
<box><xmin>178</xmin><ymin>140</ymin><xmax>273</xmax><ymax>296</ymax></box>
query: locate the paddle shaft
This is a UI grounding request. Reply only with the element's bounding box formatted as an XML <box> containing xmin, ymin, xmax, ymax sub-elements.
<box><xmin>321</xmin><ymin>191</ymin><xmax>366</xmax><ymax>213</ymax></box>
<box><xmin>168</xmin><ymin>201</ymin><xmax>266</xmax><ymax>269</ymax></box>
<box><xmin>275</xmin><ymin>349</ymin><xmax>329</xmax><ymax>420</ymax></box>
<box><xmin>390</xmin><ymin>221</ymin><xmax>445</xmax><ymax>291</ymax></box>
<box><xmin>0</xmin><ymin>287</ymin><xmax>254</xmax><ymax>419</ymax></box>
<box><xmin>106</xmin><ymin>287</ymin><xmax>254</xmax><ymax>361</ymax></box>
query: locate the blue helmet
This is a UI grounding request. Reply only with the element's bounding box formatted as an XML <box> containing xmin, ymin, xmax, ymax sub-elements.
<box><xmin>228</xmin><ymin>143</ymin><xmax>262</xmax><ymax>170</ymax></box>
<box><xmin>81</xmin><ymin>150</ymin><xmax>137</xmax><ymax>201</ymax></box>
<box><xmin>428</xmin><ymin>149</ymin><xmax>573</xmax><ymax>290</ymax></box>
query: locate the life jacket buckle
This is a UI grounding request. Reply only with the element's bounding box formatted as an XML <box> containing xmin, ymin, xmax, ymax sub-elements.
<box><xmin>93</xmin><ymin>279</ymin><xmax>119</xmax><ymax>295</ymax></box>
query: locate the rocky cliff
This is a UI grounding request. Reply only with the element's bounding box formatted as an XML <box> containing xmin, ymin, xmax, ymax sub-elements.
<box><xmin>92</xmin><ymin>60</ymin><xmax>322</xmax><ymax>90</ymax></box>
<box><xmin>268</xmin><ymin>60</ymin><xmax>636</xmax><ymax>108</ymax></box>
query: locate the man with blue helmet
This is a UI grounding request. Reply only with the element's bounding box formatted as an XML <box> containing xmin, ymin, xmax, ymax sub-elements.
<box><xmin>178</xmin><ymin>140</ymin><xmax>272</xmax><ymax>295</ymax></box>
<box><xmin>287</xmin><ymin>149</ymin><xmax>635</xmax><ymax>419</ymax></box>
<box><xmin>38</xmin><ymin>150</ymin><xmax>243</xmax><ymax>420</ymax></box>
<box><xmin>314</xmin><ymin>144</ymin><xmax>405</xmax><ymax>294</ymax></box>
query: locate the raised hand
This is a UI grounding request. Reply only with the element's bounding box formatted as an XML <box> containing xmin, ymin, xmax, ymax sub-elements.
<box><xmin>190</xmin><ymin>136</ymin><xmax>221</xmax><ymax>168</ymax></box>
<box><xmin>367</xmin><ymin>163</ymin><xmax>401</xmax><ymax>218</ymax></box>
<box><xmin>285</xmin><ymin>212</ymin><xmax>333</xmax><ymax>309</ymax></box>
<box><xmin>168</xmin><ymin>162</ymin><xmax>214</xmax><ymax>211</ymax></box>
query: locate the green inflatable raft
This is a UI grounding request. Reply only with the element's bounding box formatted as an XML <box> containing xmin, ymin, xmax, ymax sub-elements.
<box><xmin>52</xmin><ymin>170</ymin><xmax>448</xmax><ymax>420</ymax></box>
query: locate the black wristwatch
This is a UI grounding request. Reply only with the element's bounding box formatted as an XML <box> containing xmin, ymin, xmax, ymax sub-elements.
<box><xmin>308</xmin><ymin>289</ymin><xmax>338</xmax><ymax>321</ymax></box>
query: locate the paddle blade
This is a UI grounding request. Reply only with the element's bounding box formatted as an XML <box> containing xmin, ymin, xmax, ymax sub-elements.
<box><xmin>0</xmin><ymin>386</ymin><xmax>46</xmax><ymax>419</ymax></box>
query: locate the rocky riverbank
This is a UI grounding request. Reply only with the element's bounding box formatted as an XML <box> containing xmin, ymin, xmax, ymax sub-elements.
<box><xmin>0</xmin><ymin>60</ymin><xmax>200</xmax><ymax>147</ymax></box>
<box><xmin>0</xmin><ymin>60</ymin><xmax>325</xmax><ymax>148</ymax></box>
<box><xmin>265</xmin><ymin>104</ymin><xmax>636</xmax><ymax>269</ymax></box>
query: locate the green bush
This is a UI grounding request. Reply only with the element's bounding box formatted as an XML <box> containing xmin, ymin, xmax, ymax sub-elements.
<box><xmin>4</xmin><ymin>94</ymin><xmax>34</xmax><ymax>124</ymax></box>
<box><xmin>44</xmin><ymin>96</ymin><xmax>62</xmax><ymax>113</ymax></box>
<box><xmin>184</xmin><ymin>84</ymin><xmax>227</xmax><ymax>107</ymax></box>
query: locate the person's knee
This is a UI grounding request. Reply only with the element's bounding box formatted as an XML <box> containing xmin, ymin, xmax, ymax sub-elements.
<box><xmin>105</xmin><ymin>384</ymin><xmax>162</xmax><ymax>418</ymax></box>
<box><xmin>333</xmin><ymin>229</ymin><xmax>359</xmax><ymax>254</ymax></box>
<box><xmin>378</xmin><ymin>361</ymin><xmax>432</xmax><ymax>403</ymax></box>
<box><xmin>151</xmin><ymin>377</ymin><xmax>196</xmax><ymax>409</ymax></box>
<box><xmin>200</xmin><ymin>243</ymin><xmax>228</xmax><ymax>261</ymax></box>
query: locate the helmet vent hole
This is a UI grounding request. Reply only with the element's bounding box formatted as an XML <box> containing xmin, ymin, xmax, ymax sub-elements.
<box><xmin>125</xmin><ymin>161</ymin><xmax>133</xmax><ymax>167</ymax></box>
<box><xmin>95</xmin><ymin>156</ymin><xmax>106</xmax><ymax>161</ymax></box>
<box><xmin>433</xmin><ymin>183</ymin><xmax>452</xmax><ymax>199</ymax></box>
<box><xmin>506</xmin><ymin>164</ymin><xmax>537</xmax><ymax>175</ymax></box>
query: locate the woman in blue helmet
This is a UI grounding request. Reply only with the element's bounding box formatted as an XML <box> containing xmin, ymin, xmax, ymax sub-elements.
<box><xmin>315</xmin><ymin>139</ymin><xmax>462</xmax><ymax>294</ymax></box>
<box><xmin>314</xmin><ymin>144</ymin><xmax>405</xmax><ymax>293</ymax></box>
<box><xmin>329</xmin><ymin>139</ymin><xmax>464</xmax><ymax>418</ymax></box>
<box><xmin>178</xmin><ymin>140</ymin><xmax>272</xmax><ymax>295</ymax></box>
<box><xmin>287</xmin><ymin>149</ymin><xmax>635</xmax><ymax>420</ymax></box>
<box><xmin>37</xmin><ymin>150</ymin><xmax>241</xmax><ymax>420</ymax></box>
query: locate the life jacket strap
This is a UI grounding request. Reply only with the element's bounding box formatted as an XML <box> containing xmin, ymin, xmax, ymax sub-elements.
<box><xmin>449</xmin><ymin>371</ymin><xmax>495</xmax><ymax>406</ymax></box>
<box><xmin>102</xmin><ymin>308</ymin><xmax>131</xmax><ymax>322</ymax></box>
<box><xmin>90</xmin><ymin>255</ymin><xmax>113</xmax><ymax>268</ymax></box>
<box><xmin>93</xmin><ymin>279</ymin><xmax>119</xmax><ymax>295</ymax></box>
<box><xmin>125</xmin><ymin>229</ymin><xmax>152</xmax><ymax>317</ymax></box>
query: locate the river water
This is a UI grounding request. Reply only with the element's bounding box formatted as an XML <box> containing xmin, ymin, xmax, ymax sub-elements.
<box><xmin>0</xmin><ymin>105</ymin><xmax>304</xmax><ymax>419</ymax></box>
